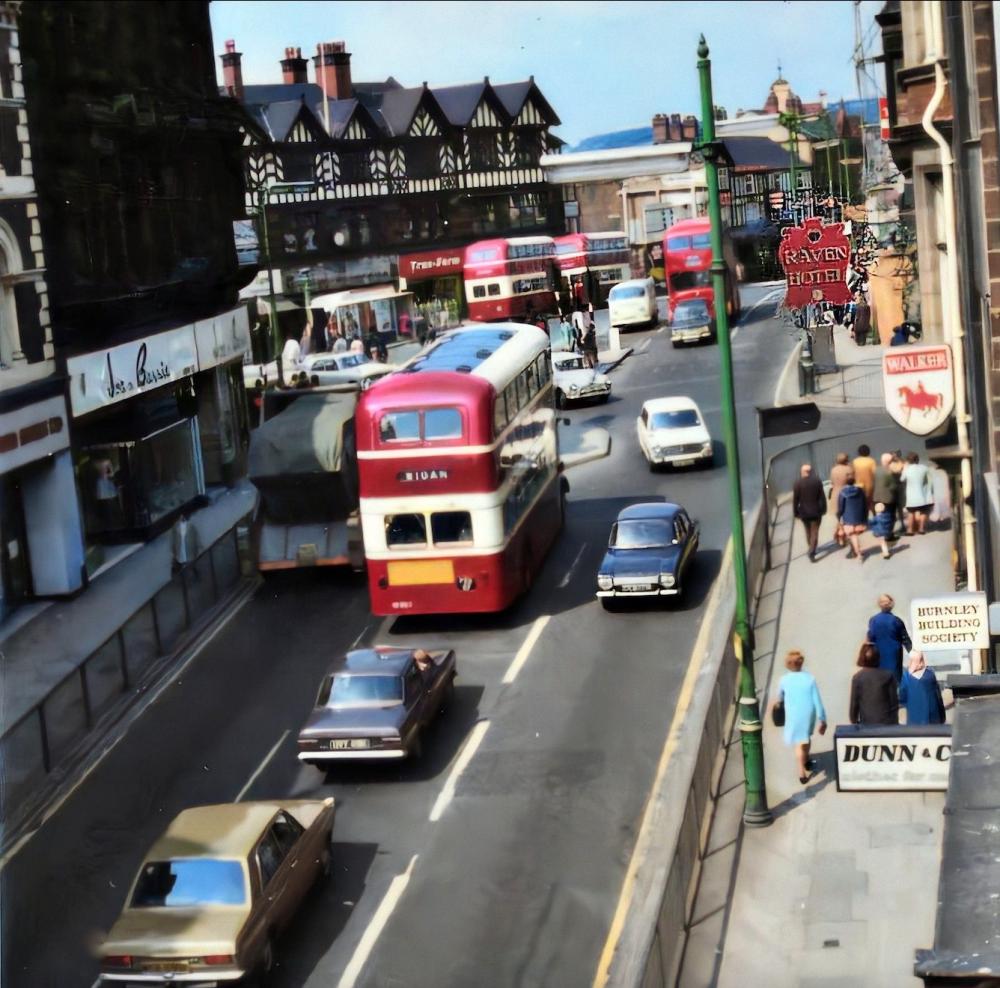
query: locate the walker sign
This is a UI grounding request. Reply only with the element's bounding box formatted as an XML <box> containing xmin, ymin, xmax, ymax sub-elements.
<box><xmin>835</xmin><ymin>725</ymin><xmax>951</xmax><ymax>792</ymax></box>
<box><xmin>882</xmin><ymin>344</ymin><xmax>955</xmax><ymax>435</ymax></box>
<box><xmin>911</xmin><ymin>592</ymin><xmax>991</xmax><ymax>651</ymax></box>
<box><xmin>777</xmin><ymin>217</ymin><xmax>852</xmax><ymax>308</ymax></box>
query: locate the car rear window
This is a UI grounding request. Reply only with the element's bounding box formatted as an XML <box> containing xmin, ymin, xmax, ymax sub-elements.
<box><xmin>131</xmin><ymin>859</ymin><xmax>246</xmax><ymax>908</ymax></box>
<box><xmin>424</xmin><ymin>407</ymin><xmax>463</xmax><ymax>439</ymax></box>
<box><xmin>326</xmin><ymin>674</ymin><xmax>403</xmax><ymax>705</ymax></box>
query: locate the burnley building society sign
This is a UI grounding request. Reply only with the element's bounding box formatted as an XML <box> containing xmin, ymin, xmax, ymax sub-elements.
<box><xmin>911</xmin><ymin>592</ymin><xmax>990</xmax><ymax>650</ymax></box>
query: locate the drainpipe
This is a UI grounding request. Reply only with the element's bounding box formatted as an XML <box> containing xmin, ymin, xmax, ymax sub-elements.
<box><xmin>921</xmin><ymin>0</ymin><xmax>979</xmax><ymax>597</ymax></box>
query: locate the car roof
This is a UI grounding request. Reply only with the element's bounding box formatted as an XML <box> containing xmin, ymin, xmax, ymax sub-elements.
<box><xmin>617</xmin><ymin>502</ymin><xmax>683</xmax><ymax>521</ymax></box>
<box><xmin>336</xmin><ymin>647</ymin><xmax>423</xmax><ymax>676</ymax></box>
<box><xmin>610</xmin><ymin>278</ymin><xmax>652</xmax><ymax>290</ymax></box>
<box><xmin>148</xmin><ymin>803</ymin><xmax>286</xmax><ymax>859</ymax></box>
<box><xmin>642</xmin><ymin>396</ymin><xmax>700</xmax><ymax>414</ymax></box>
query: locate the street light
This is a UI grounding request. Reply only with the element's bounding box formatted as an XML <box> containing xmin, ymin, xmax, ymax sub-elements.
<box><xmin>697</xmin><ymin>35</ymin><xmax>773</xmax><ymax>828</ymax></box>
<box><xmin>246</xmin><ymin>180</ymin><xmax>318</xmax><ymax>361</ymax></box>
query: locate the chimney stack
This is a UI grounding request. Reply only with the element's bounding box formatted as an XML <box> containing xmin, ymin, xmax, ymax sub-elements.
<box><xmin>314</xmin><ymin>40</ymin><xmax>352</xmax><ymax>101</ymax></box>
<box><xmin>670</xmin><ymin>113</ymin><xmax>683</xmax><ymax>141</ymax></box>
<box><xmin>652</xmin><ymin>114</ymin><xmax>668</xmax><ymax>145</ymax></box>
<box><xmin>220</xmin><ymin>39</ymin><xmax>244</xmax><ymax>101</ymax></box>
<box><xmin>681</xmin><ymin>115</ymin><xmax>698</xmax><ymax>141</ymax></box>
<box><xmin>281</xmin><ymin>46</ymin><xmax>309</xmax><ymax>85</ymax></box>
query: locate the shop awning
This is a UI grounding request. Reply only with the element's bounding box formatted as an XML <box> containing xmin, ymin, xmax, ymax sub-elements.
<box><xmin>313</xmin><ymin>285</ymin><xmax>412</xmax><ymax>310</ymax></box>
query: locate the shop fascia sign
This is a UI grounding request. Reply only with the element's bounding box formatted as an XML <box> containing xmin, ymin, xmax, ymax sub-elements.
<box><xmin>911</xmin><ymin>592</ymin><xmax>990</xmax><ymax>650</ymax></box>
<box><xmin>777</xmin><ymin>217</ymin><xmax>852</xmax><ymax>308</ymax></box>
<box><xmin>398</xmin><ymin>250</ymin><xmax>464</xmax><ymax>280</ymax></box>
<box><xmin>883</xmin><ymin>344</ymin><xmax>955</xmax><ymax>436</ymax></box>
<box><xmin>834</xmin><ymin>725</ymin><xmax>951</xmax><ymax>792</ymax></box>
<box><xmin>68</xmin><ymin>306</ymin><xmax>250</xmax><ymax>417</ymax></box>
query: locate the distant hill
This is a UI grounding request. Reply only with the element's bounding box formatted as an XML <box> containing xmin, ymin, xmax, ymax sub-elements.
<box><xmin>571</xmin><ymin>126</ymin><xmax>652</xmax><ymax>152</ymax></box>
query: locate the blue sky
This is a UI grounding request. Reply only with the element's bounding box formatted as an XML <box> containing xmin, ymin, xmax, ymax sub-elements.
<box><xmin>210</xmin><ymin>1</ymin><xmax>884</xmax><ymax>146</ymax></box>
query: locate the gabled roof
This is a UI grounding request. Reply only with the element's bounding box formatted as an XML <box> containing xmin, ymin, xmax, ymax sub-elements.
<box><xmin>492</xmin><ymin>79</ymin><xmax>561</xmax><ymax>127</ymax></box>
<box><xmin>722</xmin><ymin>135</ymin><xmax>803</xmax><ymax>170</ymax></box>
<box><xmin>265</xmin><ymin>99</ymin><xmax>316</xmax><ymax>143</ymax></box>
<box><xmin>378</xmin><ymin>86</ymin><xmax>429</xmax><ymax>136</ymax></box>
<box><xmin>433</xmin><ymin>82</ymin><xmax>490</xmax><ymax>126</ymax></box>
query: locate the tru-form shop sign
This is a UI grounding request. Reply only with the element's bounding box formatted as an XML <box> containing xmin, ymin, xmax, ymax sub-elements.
<box><xmin>777</xmin><ymin>217</ymin><xmax>852</xmax><ymax>308</ymax></box>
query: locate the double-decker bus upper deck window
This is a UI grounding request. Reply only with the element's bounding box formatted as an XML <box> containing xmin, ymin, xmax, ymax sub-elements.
<box><xmin>424</xmin><ymin>407</ymin><xmax>463</xmax><ymax>440</ymax></box>
<box><xmin>487</xmin><ymin>283</ymin><xmax>501</xmax><ymax>296</ymax></box>
<box><xmin>431</xmin><ymin>511</ymin><xmax>473</xmax><ymax>545</ymax></box>
<box><xmin>494</xmin><ymin>393</ymin><xmax>508</xmax><ymax>435</ymax></box>
<box><xmin>386</xmin><ymin>513</ymin><xmax>427</xmax><ymax>547</ymax></box>
<box><xmin>380</xmin><ymin>411</ymin><xmax>421</xmax><ymax>442</ymax></box>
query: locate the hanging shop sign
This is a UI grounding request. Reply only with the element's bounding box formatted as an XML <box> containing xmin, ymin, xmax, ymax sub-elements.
<box><xmin>834</xmin><ymin>725</ymin><xmax>951</xmax><ymax>792</ymax></box>
<box><xmin>777</xmin><ymin>217</ymin><xmax>852</xmax><ymax>308</ymax></box>
<box><xmin>882</xmin><ymin>343</ymin><xmax>955</xmax><ymax>435</ymax></box>
<box><xmin>911</xmin><ymin>592</ymin><xmax>991</xmax><ymax>651</ymax></box>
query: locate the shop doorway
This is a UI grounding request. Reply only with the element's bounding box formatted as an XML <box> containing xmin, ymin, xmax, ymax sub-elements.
<box><xmin>0</xmin><ymin>471</ymin><xmax>32</xmax><ymax>616</ymax></box>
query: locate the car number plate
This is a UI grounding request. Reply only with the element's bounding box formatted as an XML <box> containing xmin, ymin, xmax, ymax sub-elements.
<box><xmin>144</xmin><ymin>961</ymin><xmax>190</xmax><ymax>973</ymax></box>
<box><xmin>330</xmin><ymin>738</ymin><xmax>371</xmax><ymax>750</ymax></box>
<box><xmin>675</xmin><ymin>458</ymin><xmax>696</xmax><ymax>467</ymax></box>
<box><xmin>622</xmin><ymin>584</ymin><xmax>653</xmax><ymax>592</ymax></box>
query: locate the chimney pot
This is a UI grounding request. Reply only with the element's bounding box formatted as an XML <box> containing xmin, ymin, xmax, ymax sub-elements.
<box><xmin>281</xmin><ymin>45</ymin><xmax>309</xmax><ymax>85</ymax></box>
<box><xmin>314</xmin><ymin>40</ymin><xmax>353</xmax><ymax>100</ymax></box>
<box><xmin>225</xmin><ymin>39</ymin><xmax>236</xmax><ymax>54</ymax></box>
<box><xmin>220</xmin><ymin>41</ymin><xmax>244</xmax><ymax>100</ymax></box>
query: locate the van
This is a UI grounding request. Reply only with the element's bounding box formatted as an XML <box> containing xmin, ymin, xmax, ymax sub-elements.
<box><xmin>608</xmin><ymin>278</ymin><xmax>657</xmax><ymax>331</ymax></box>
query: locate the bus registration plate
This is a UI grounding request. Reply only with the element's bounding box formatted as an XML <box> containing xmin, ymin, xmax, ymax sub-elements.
<box><xmin>387</xmin><ymin>559</ymin><xmax>455</xmax><ymax>586</ymax></box>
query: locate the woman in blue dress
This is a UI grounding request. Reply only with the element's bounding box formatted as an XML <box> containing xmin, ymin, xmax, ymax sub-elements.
<box><xmin>775</xmin><ymin>650</ymin><xmax>828</xmax><ymax>784</ymax></box>
<box><xmin>899</xmin><ymin>651</ymin><xmax>946</xmax><ymax>725</ymax></box>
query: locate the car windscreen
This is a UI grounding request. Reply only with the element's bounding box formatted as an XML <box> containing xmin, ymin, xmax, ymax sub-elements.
<box><xmin>555</xmin><ymin>356</ymin><xmax>586</xmax><ymax>371</ymax></box>
<box><xmin>650</xmin><ymin>409</ymin><xmax>700</xmax><ymax>429</ymax></box>
<box><xmin>610</xmin><ymin>285</ymin><xmax>646</xmax><ymax>300</ymax></box>
<box><xmin>324</xmin><ymin>674</ymin><xmax>403</xmax><ymax>706</ymax></box>
<box><xmin>612</xmin><ymin>519</ymin><xmax>673</xmax><ymax>549</ymax></box>
<box><xmin>131</xmin><ymin>859</ymin><xmax>246</xmax><ymax>908</ymax></box>
<box><xmin>672</xmin><ymin>302</ymin><xmax>710</xmax><ymax>326</ymax></box>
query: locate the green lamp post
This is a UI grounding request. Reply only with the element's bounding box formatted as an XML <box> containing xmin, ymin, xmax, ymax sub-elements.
<box><xmin>697</xmin><ymin>35</ymin><xmax>773</xmax><ymax>828</ymax></box>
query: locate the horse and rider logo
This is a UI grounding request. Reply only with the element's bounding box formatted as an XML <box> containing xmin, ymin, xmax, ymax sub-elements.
<box><xmin>882</xmin><ymin>345</ymin><xmax>954</xmax><ymax>436</ymax></box>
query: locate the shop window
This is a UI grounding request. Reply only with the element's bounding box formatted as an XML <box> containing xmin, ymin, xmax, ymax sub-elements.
<box><xmin>340</xmin><ymin>151</ymin><xmax>371</xmax><ymax>184</ymax></box>
<box><xmin>0</xmin><ymin>108</ymin><xmax>20</xmax><ymax>177</ymax></box>
<box><xmin>406</xmin><ymin>141</ymin><xmax>439</xmax><ymax>180</ymax></box>
<box><xmin>385</xmin><ymin>513</ymin><xmax>426</xmax><ymax>547</ymax></box>
<box><xmin>281</xmin><ymin>150</ymin><xmax>315</xmax><ymax>184</ymax></box>
<box><xmin>469</xmin><ymin>132</ymin><xmax>499</xmax><ymax>171</ymax></box>
<box><xmin>431</xmin><ymin>511</ymin><xmax>473</xmax><ymax>545</ymax></box>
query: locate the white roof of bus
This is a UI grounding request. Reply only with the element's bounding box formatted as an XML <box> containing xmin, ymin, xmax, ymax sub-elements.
<box><xmin>506</xmin><ymin>235</ymin><xmax>555</xmax><ymax>246</ymax></box>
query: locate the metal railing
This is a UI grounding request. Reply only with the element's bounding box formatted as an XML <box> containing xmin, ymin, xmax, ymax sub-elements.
<box><xmin>1</xmin><ymin>523</ymin><xmax>248</xmax><ymax>807</ymax></box>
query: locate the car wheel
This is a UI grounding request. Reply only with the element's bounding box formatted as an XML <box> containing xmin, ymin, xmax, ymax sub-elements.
<box><xmin>648</xmin><ymin>459</ymin><xmax>658</xmax><ymax>473</ymax></box>
<box><xmin>555</xmin><ymin>389</ymin><xmax>567</xmax><ymax>410</ymax></box>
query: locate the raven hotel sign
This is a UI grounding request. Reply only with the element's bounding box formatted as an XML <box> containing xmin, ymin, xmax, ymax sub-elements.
<box><xmin>777</xmin><ymin>217</ymin><xmax>852</xmax><ymax>308</ymax></box>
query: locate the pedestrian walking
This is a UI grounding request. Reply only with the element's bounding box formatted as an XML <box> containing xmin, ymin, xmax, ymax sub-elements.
<box><xmin>828</xmin><ymin>452</ymin><xmax>853</xmax><ymax>547</ymax></box>
<box><xmin>836</xmin><ymin>472</ymin><xmax>868</xmax><ymax>561</ymax></box>
<box><xmin>774</xmin><ymin>650</ymin><xmax>828</xmax><ymax>785</ymax></box>
<box><xmin>867</xmin><ymin>593</ymin><xmax>912</xmax><ymax>682</ymax></box>
<box><xmin>582</xmin><ymin>321</ymin><xmax>598</xmax><ymax>369</ymax></box>
<box><xmin>852</xmin><ymin>291</ymin><xmax>871</xmax><ymax>345</ymax></box>
<box><xmin>872</xmin><ymin>453</ymin><xmax>901</xmax><ymax>558</ymax></box>
<box><xmin>852</xmin><ymin>444</ymin><xmax>877</xmax><ymax>513</ymax></box>
<box><xmin>555</xmin><ymin>313</ymin><xmax>575</xmax><ymax>353</ymax></box>
<box><xmin>902</xmin><ymin>452</ymin><xmax>934</xmax><ymax>535</ymax></box>
<box><xmin>849</xmin><ymin>643</ymin><xmax>899</xmax><ymax>726</ymax></box>
<box><xmin>792</xmin><ymin>463</ymin><xmax>826</xmax><ymax>561</ymax></box>
<box><xmin>171</xmin><ymin>511</ymin><xmax>201</xmax><ymax>574</ymax></box>
<box><xmin>899</xmin><ymin>651</ymin><xmax>945</xmax><ymax>725</ymax></box>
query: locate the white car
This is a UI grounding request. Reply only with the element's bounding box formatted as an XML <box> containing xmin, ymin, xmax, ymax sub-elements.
<box><xmin>552</xmin><ymin>351</ymin><xmax>611</xmax><ymax>409</ymax></box>
<box><xmin>608</xmin><ymin>277</ymin><xmax>658</xmax><ymax>331</ymax></box>
<box><xmin>243</xmin><ymin>352</ymin><xmax>392</xmax><ymax>390</ymax></box>
<box><xmin>636</xmin><ymin>396</ymin><xmax>713</xmax><ymax>470</ymax></box>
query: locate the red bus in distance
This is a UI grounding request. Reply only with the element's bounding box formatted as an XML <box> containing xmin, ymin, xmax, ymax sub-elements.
<box><xmin>554</xmin><ymin>232</ymin><xmax>630</xmax><ymax>307</ymax></box>
<box><xmin>662</xmin><ymin>217</ymin><xmax>740</xmax><ymax>320</ymax></box>
<box><xmin>355</xmin><ymin>323</ymin><xmax>562</xmax><ymax>615</ymax></box>
<box><xmin>463</xmin><ymin>236</ymin><xmax>557</xmax><ymax>322</ymax></box>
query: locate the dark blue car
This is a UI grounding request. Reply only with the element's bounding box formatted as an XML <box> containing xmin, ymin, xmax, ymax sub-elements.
<box><xmin>596</xmin><ymin>502</ymin><xmax>699</xmax><ymax>608</ymax></box>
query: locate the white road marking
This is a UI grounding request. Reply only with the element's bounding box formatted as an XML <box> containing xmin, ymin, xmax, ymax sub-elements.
<box><xmin>773</xmin><ymin>337</ymin><xmax>803</xmax><ymax>408</ymax></box>
<box><xmin>336</xmin><ymin>854</ymin><xmax>419</xmax><ymax>988</ymax></box>
<box><xmin>656</xmin><ymin>325</ymin><xmax>666</xmax><ymax>335</ymax></box>
<box><xmin>501</xmin><ymin>615</ymin><xmax>550</xmax><ymax>685</ymax></box>
<box><xmin>731</xmin><ymin>286</ymin><xmax>785</xmax><ymax>340</ymax></box>
<box><xmin>235</xmin><ymin>729</ymin><xmax>291</xmax><ymax>802</ymax></box>
<box><xmin>350</xmin><ymin>623</ymin><xmax>370</xmax><ymax>649</ymax></box>
<box><xmin>0</xmin><ymin>579</ymin><xmax>258</xmax><ymax>871</ymax></box>
<box><xmin>428</xmin><ymin>719</ymin><xmax>490</xmax><ymax>822</ymax></box>
<box><xmin>558</xmin><ymin>544</ymin><xmax>587</xmax><ymax>589</ymax></box>
<box><xmin>638</xmin><ymin>338</ymin><xmax>651</xmax><ymax>353</ymax></box>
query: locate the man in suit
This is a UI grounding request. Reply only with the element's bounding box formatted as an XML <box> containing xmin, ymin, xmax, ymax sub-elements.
<box><xmin>792</xmin><ymin>463</ymin><xmax>827</xmax><ymax>562</ymax></box>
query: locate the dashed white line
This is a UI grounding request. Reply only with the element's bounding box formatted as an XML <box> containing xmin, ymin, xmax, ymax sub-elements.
<box><xmin>429</xmin><ymin>719</ymin><xmax>490</xmax><ymax>822</ymax></box>
<box><xmin>336</xmin><ymin>854</ymin><xmax>419</xmax><ymax>988</ymax></box>
<box><xmin>558</xmin><ymin>544</ymin><xmax>587</xmax><ymax>589</ymax></box>
<box><xmin>638</xmin><ymin>338</ymin><xmax>652</xmax><ymax>353</ymax></box>
<box><xmin>350</xmin><ymin>623</ymin><xmax>370</xmax><ymax>649</ymax></box>
<box><xmin>235</xmin><ymin>728</ymin><xmax>290</xmax><ymax>802</ymax></box>
<box><xmin>501</xmin><ymin>615</ymin><xmax>550</xmax><ymax>685</ymax></box>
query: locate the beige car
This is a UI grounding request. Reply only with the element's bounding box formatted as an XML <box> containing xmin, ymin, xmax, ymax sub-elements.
<box><xmin>97</xmin><ymin>799</ymin><xmax>335</xmax><ymax>984</ymax></box>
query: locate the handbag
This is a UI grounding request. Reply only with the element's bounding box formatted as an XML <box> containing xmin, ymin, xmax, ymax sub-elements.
<box><xmin>771</xmin><ymin>699</ymin><xmax>785</xmax><ymax>728</ymax></box>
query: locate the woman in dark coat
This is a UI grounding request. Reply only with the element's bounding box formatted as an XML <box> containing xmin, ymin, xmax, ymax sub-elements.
<box><xmin>836</xmin><ymin>472</ymin><xmax>868</xmax><ymax>562</ymax></box>
<box><xmin>849</xmin><ymin>643</ymin><xmax>899</xmax><ymax>726</ymax></box>
<box><xmin>899</xmin><ymin>651</ymin><xmax>946</xmax><ymax>725</ymax></box>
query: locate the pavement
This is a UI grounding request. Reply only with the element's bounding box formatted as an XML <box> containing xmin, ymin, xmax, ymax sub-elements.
<box><xmin>679</xmin><ymin>484</ymin><xmax>956</xmax><ymax>987</ymax></box>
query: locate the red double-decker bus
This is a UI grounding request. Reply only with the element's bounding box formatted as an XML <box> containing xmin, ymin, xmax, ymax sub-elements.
<box><xmin>355</xmin><ymin>323</ymin><xmax>562</xmax><ymax>615</ymax></box>
<box><xmin>662</xmin><ymin>217</ymin><xmax>740</xmax><ymax>320</ymax></box>
<box><xmin>554</xmin><ymin>232</ymin><xmax>630</xmax><ymax>306</ymax></box>
<box><xmin>463</xmin><ymin>236</ymin><xmax>557</xmax><ymax>322</ymax></box>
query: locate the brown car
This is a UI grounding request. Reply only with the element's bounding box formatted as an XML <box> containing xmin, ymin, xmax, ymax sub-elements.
<box><xmin>297</xmin><ymin>647</ymin><xmax>457</xmax><ymax>764</ymax></box>
<box><xmin>97</xmin><ymin>799</ymin><xmax>335</xmax><ymax>984</ymax></box>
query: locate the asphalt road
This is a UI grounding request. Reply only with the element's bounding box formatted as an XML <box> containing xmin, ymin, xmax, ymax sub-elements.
<box><xmin>0</xmin><ymin>283</ymin><xmax>794</xmax><ymax>988</ymax></box>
